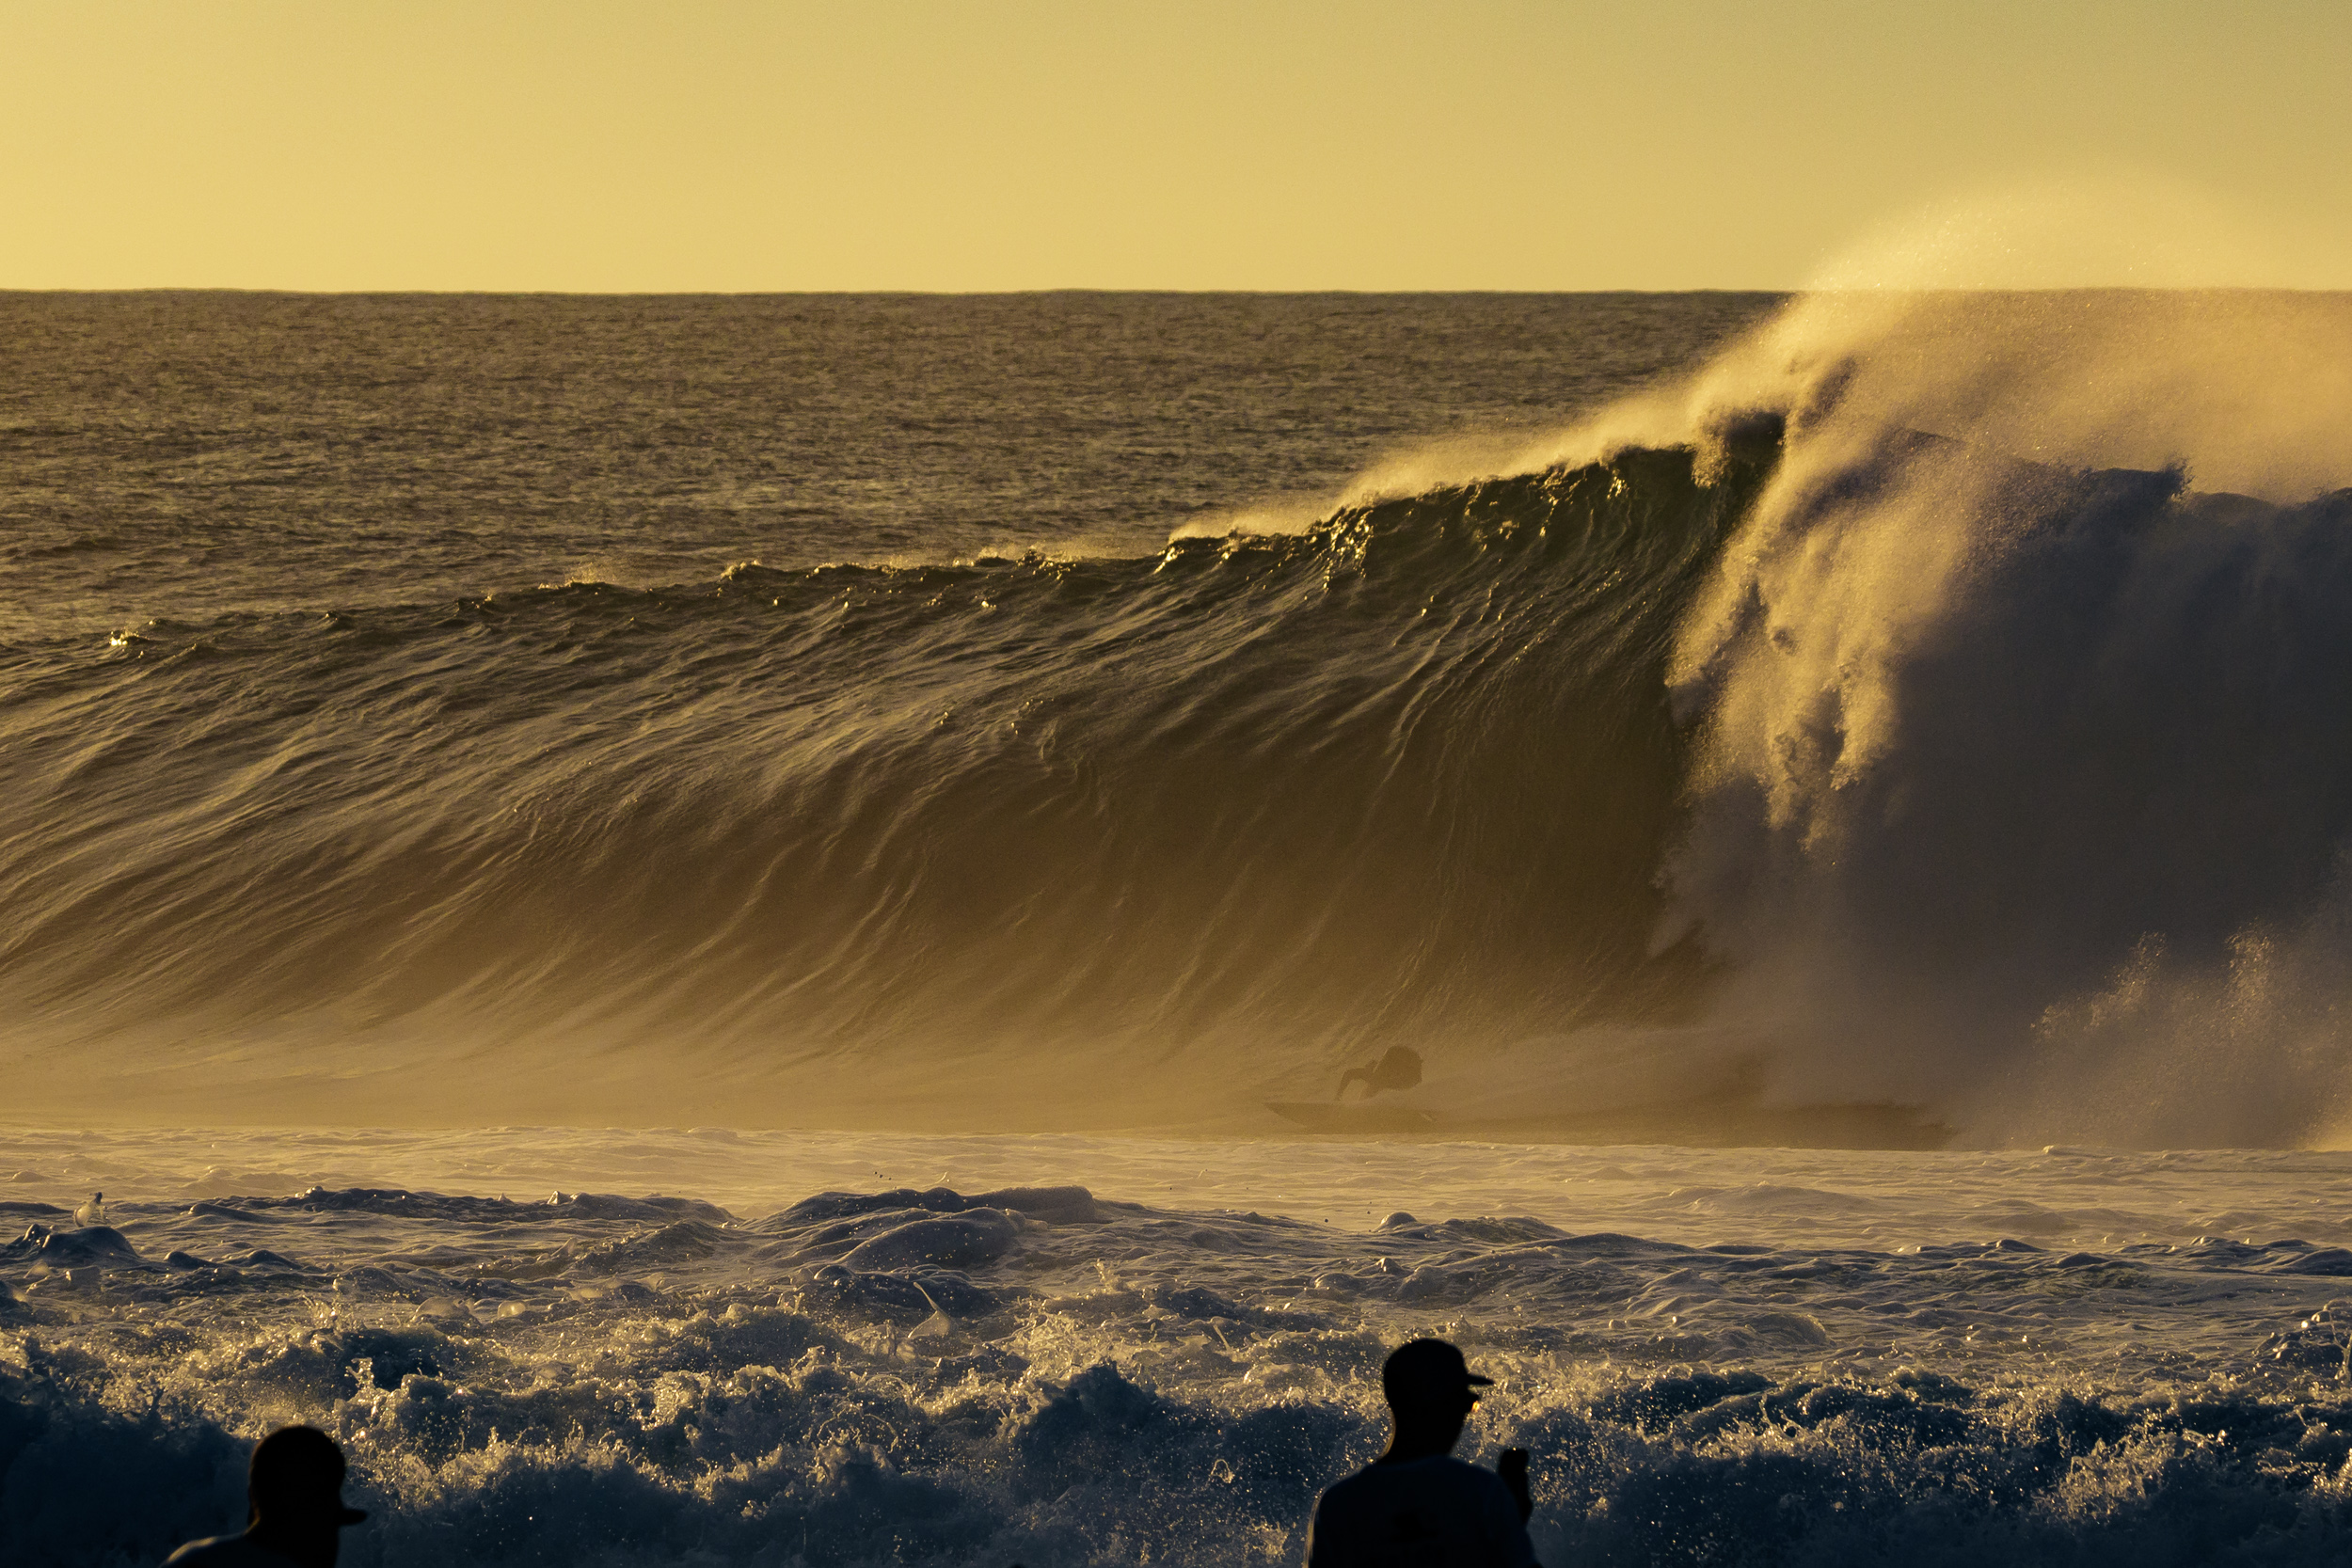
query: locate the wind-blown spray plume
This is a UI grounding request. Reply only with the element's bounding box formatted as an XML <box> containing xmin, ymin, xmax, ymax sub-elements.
<box><xmin>4</xmin><ymin>288</ymin><xmax>2350</xmax><ymax>1144</ymax></box>
<box><xmin>1659</xmin><ymin>288</ymin><xmax>2352</xmax><ymax>1145</ymax></box>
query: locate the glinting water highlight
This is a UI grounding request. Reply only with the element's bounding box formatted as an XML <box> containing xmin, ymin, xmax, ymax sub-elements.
<box><xmin>6</xmin><ymin>290</ymin><xmax>2352</xmax><ymax>1566</ymax></box>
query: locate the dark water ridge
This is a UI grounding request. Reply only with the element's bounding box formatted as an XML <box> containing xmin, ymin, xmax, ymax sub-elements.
<box><xmin>8</xmin><ymin>290</ymin><xmax>2352</xmax><ymax>1142</ymax></box>
<box><xmin>0</xmin><ymin>436</ymin><xmax>1767</xmax><ymax>1121</ymax></box>
<box><xmin>0</xmin><ymin>291</ymin><xmax>1783</xmax><ymax>639</ymax></box>
<box><xmin>9</xmin><ymin>411</ymin><xmax>2352</xmax><ymax>1139</ymax></box>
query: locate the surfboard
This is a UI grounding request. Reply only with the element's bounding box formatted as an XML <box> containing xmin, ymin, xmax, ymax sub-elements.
<box><xmin>1263</xmin><ymin>1028</ymin><xmax>1954</xmax><ymax>1149</ymax></box>
<box><xmin>1263</xmin><ymin>1101</ymin><xmax>1438</xmax><ymax>1132</ymax></box>
<box><xmin>1263</xmin><ymin>1095</ymin><xmax>1950</xmax><ymax>1148</ymax></box>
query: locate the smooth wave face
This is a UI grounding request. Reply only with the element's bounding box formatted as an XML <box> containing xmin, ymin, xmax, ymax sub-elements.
<box><xmin>5</xmin><ymin>291</ymin><xmax>2352</xmax><ymax>1143</ymax></box>
<box><xmin>0</xmin><ymin>441</ymin><xmax>1766</xmax><ymax>1124</ymax></box>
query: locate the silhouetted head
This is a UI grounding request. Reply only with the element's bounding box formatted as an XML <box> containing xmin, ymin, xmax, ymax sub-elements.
<box><xmin>248</xmin><ymin>1427</ymin><xmax>366</xmax><ymax>1528</ymax></box>
<box><xmin>1381</xmin><ymin>1338</ymin><xmax>1490</xmax><ymax>1431</ymax></box>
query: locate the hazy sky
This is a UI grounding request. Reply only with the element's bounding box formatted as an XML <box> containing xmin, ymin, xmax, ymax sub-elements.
<box><xmin>6</xmin><ymin>0</ymin><xmax>2348</xmax><ymax>291</ymax></box>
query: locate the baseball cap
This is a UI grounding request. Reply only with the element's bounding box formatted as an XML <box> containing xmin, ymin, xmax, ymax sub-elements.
<box><xmin>1381</xmin><ymin>1338</ymin><xmax>1494</xmax><ymax>1405</ymax></box>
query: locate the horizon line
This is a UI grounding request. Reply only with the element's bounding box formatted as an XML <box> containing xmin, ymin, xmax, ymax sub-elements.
<box><xmin>3</xmin><ymin>283</ymin><xmax>2344</xmax><ymax>299</ymax></box>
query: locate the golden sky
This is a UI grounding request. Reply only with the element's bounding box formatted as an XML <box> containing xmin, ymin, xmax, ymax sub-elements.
<box><xmin>5</xmin><ymin>0</ymin><xmax>2347</xmax><ymax>291</ymax></box>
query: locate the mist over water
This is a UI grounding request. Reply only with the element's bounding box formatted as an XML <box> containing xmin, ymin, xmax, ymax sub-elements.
<box><xmin>11</xmin><ymin>289</ymin><xmax>2352</xmax><ymax>1568</ymax></box>
<box><xmin>2</xmin><ymin>293</ymin><xmax>1773</xmax><ymax>1128</ymax></box>
<box><xmin>5</xmin><ymin>290</ymin><xmax>2352</xmax><ymax>1143</ymax></box>
<box><xmin>1659</xmin><ymin>292</ymin><xmax>2352</xmax><ymax>1147</ymax></box>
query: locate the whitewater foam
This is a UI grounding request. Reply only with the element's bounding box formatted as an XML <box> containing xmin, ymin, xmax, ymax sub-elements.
<box><xmin>8</xmin><ymin>293</ymin><xmax>2352</xmax><ymax>1145</ymax></box>
<box><xmin>8</xmin><ymin>1127</ymin><xmax>2352</xmax><ymax>1566</ymax></box>
<box><xmin>1653</xmin><ymin>292</ymin><xmax>2352</xmax><ymax>1145</ymax></box>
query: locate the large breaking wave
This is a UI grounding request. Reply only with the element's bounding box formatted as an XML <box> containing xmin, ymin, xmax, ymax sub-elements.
<box><xmin>5</xmin><ymin>290</ymin><xmax>2351</xmax><ymax>1143</ymax></box>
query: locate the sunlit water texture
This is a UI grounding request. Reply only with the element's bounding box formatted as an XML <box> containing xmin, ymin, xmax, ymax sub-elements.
<box><xmin>8</xmin><ymin>290</ymin><xmax>2352</xmax><ymax>1563</ymax></box>
<box><xmin>7</xmin><ymin>1128</ymin><xmax>2352</xmax><ymax>1566</ymax></box>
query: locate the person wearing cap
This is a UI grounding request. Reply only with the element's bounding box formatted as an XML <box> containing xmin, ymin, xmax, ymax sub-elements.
<box><xmin>166</xmin><ymin>1426</ymin><xmax>368</xmax><ymax>1567</ymax></box>
<box><xmin>1306</xmin><ymin>1338</ymin><xmax>1540</xmax><ymax>1568</ymax></box>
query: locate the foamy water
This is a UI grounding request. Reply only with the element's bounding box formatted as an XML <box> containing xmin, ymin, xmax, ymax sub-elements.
<box><xmin>9</xmin><ymin>290</ymin><xmax>2352</xmax><ymax>1563</ymax></box>
<box><xmin>8</xmin><ymin>1127</ymin><xmax>2352</xmax><ymax>1565</ymax></box>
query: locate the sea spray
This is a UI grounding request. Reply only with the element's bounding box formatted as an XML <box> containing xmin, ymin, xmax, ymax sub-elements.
<box><xmin>8</xmin><ymin>1130</ymin><xmax>2352</xmax><ymax>1568</ymax></box>
<box><xmin>1658</xmin><ymin>292</ymin><xmax>2352</xmax><ymax>1145</ymax></box>
<box><xmin>4</xmin><ymin>291</ymin><xmax>2352</xmax><ymax>1143</ymax></box>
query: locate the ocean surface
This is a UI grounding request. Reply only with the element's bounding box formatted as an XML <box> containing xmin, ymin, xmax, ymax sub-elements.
<box><xmin>7</xmin><ymin>290</ymin><xmax>2352</xmax><ymax>1564</ymax></box>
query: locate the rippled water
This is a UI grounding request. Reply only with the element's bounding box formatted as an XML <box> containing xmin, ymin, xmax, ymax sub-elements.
<box><xmin>1</xmin><ymin>293</ymin><xmax>1783</xmax><ymax>1129</ymax></box>
<box><xmin>0</xmin><ymin>292</ymin><xmax>1775</xmax><ymax>639</ymax></box>
<box><xmin>10</xmin><ymin>290</ymin><xmax>2352</xmax><ymax>1564</ymax></box>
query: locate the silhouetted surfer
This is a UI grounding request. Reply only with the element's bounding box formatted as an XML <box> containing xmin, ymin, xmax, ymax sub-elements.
<box><xmin>1306</xmin><ymin>1338</ymin><xmax>1539</xmax><ymax>1568</ymax></box>
<box><xmin>166</xmin><ymin>1426</ymin><xmax>367</xmax><ymax>1567</ymax></box>
<box><xmin>1338</xmin><ymin>1045</ymin><xmax>1422</xmax><ymax>1100</ymax></box>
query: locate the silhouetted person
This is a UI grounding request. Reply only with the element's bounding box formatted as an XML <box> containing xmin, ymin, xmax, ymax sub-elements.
<box><xmin>167</xmin><ymin>1426</ymin><xmax>366</xmax><ymax>1567</ymax></box>
<box><xmin>1307</xmin><ymin>1338</ymin><xmax>1538</xmax><ymax>1568</ymax></box>
<box><xmin>1338</xmin><ymin>1045</ymin><xmax>1422</xmax><ymax>1101</ymax></box>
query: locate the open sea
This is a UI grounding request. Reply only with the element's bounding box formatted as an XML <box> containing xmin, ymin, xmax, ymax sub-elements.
<box><xmin>7</xmin><ymin>290</ymin><xmax>2352</xmax><ymax>1565</ymax></box>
